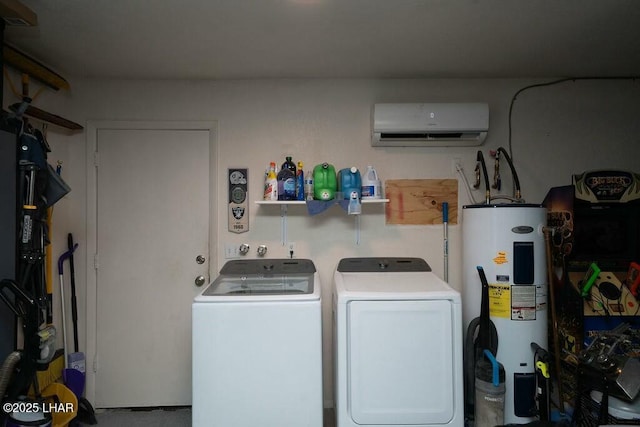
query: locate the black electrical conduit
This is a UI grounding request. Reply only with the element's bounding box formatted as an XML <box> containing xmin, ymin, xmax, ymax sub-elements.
<box><xmin>507</xmin><ymin>76</ymin><xmax>639</xmax><ymax>162</ymax></box>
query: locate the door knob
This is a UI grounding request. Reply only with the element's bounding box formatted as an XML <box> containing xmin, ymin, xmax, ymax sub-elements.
<box><xmin>195</xmin><ymin>275</ymin><xmax>206</xmax><ymax>287</ymax></box>
<box><xmin>196</xmin><ymin>255</ymin><xmax>206</xmax><ymax>264</ymax></box>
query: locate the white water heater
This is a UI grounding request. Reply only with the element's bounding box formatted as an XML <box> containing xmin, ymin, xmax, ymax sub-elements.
<box><xmin>462</xmin><ymin>204</ymin><xmax>548</xmax><ymax>425</ymax></box>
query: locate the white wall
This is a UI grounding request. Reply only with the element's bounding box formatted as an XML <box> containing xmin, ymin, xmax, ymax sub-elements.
<box><xmin>10</xmin><ymin>77</ymin><xmax>640</xmax><ymax>405</ymax></box>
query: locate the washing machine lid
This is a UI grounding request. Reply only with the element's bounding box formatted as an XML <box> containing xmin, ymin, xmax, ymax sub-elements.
<box><xmin>337</xmin><ymin>257</ymin><xmax>431</xmax><ymax>272</ymax></box>
<box><xmin>198</xmin><ymin>259</ymin><xmax>319</xmax><ymax>301</ymax></box>
<box><xmin>220</xmin><ymin>259</ymin><xmax>316</xmax><ymax>275</ymax></box>
<box><xmin>204</xmin><ymin>274</ymin><xmax>314</xmax><ymax>296</ymax></box>
<box><xmin>335</xmin><ymin>258</ymin><xmax>460</xmax><ymax>301</ymax></box>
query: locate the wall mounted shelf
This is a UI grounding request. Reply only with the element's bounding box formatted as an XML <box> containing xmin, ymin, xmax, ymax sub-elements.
<box><xmin>255</xmin><ymin>199</ymin><xmax>389</xmax><ymax>245</ymax></box>
<box><xmin>255</xmin><ymin>199</ymin><xmax>389</xmax><ymax>205</ymax></box>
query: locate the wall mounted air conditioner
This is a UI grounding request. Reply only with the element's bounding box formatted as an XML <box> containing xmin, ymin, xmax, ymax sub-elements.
<box><xmin>372</xmin><ymin>103</ymin><xmax>489</xmax><ymax>147</ymax></box>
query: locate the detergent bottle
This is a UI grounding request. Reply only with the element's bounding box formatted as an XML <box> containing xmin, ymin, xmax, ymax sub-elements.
<box><xmin>263</xmin><ymin>162</ymin><xmax>278</xmax><ymax>201</ymax></box>
<box><xmin>338</xmin><ymin>167</ymin><xmax>362</xmax><ymax>200</ymax></box>
<box><xmin>282</xmin><ymin>156</ymin><xmax>296</xmax><ymax>174</ymax></box>
<box><xmin>313</xmin><ymin>163</ymin><xmax>337</xmax><ymax>200</ymax></box>
<box><xmin>296</xmin><ymin>161</ymin><xmax>305</xmax><ymax>201</ymax></box>
<box><xmin>278</xmin><ymin>156</ymin><xmax>297</xmax><ymax>200</ymax></box>
<box><xmin>361</xmin><ymin>165</ymin><xmax>382</xmax><ymax>199</ymax></box>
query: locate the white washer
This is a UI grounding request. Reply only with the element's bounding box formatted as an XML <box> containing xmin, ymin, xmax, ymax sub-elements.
<box><xmin>193</xmin><ymin>259</ymin><xmax>323</xmax><ymax>427</ymax></box>
<box><xmin>333</xmin><ymin>257</ymin><xmax>464</xmax><ymax>427</ymax></box>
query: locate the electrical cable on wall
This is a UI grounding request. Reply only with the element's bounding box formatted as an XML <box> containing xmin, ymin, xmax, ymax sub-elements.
<box><xmin>507</xmin><ymin>76</ymin><xmax>640</xmax><ymax>161</ymax></box>
<box><xmin>456</xmin><ymin>162</ymin><xmax>478</xmax><ymax>205</ymax></box>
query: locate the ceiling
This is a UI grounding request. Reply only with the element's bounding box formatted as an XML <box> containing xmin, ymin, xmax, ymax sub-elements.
<box><xmin>3</xmin><ymin>0</ymin><xmax>640</xmax><ymax>81</ymax></box>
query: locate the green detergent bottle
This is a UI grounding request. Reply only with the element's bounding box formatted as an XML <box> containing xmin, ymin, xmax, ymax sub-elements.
<box><xmin>313</xmin><ymin>162</ymin><xmax>337</xmax><ymax>200</ymax></box>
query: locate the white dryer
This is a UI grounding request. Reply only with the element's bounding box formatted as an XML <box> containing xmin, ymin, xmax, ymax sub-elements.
<box><xmin>333</xmin><ymin>257</ymin><xmax>464</xmax><ymax>427</ymax></box>
<box><xmin>193</xmin><ymin>259</ymin><xmax>323</xmax><ymax>427</ymax></box>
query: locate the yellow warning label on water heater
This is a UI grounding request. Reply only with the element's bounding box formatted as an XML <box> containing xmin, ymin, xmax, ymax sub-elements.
<box><xmin>488</xmin><ymin>284</ymin><xmax>511</xmax><ymax>318</ymax></box>
<box><xmin>493</xmin><ymin>251</ymin><xmax>508</xmax><ymax>265</ymax></box>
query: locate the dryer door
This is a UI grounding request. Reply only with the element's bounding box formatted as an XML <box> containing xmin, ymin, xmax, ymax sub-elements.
<box><xmin>347</xmin><ymin>299</ymin><xmax>455</xmax><ymax>425</ymax></box>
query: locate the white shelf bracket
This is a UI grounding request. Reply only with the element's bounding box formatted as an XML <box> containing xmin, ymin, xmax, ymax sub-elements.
<box><xmin>280</xmin><ymin>204</ymin><xmax>287</xmax><ymax>245</ymax></box>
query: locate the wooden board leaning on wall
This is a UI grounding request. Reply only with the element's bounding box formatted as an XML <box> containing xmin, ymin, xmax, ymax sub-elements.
<box><xmin>385</xmin><ymin>179</ymin><xmax>458</xmax><ymax>225</ymax></box>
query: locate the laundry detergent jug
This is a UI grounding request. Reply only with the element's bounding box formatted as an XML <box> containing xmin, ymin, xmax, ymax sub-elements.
<box><xmin>361</xmin><ymin>165</ymin><xmax>382</xmax><ymax>199</ymax></box>
<box><xmin>313</xmin><ymin>163</ymin><xmax>337</xmax><ymax>200</ymax></box>
<box><xmin>277</xmin><ymin>156</ymin><xmax>297</xmax><ymax>201</ymax></box>
<box><xmin>338</xmin><ymin>167</ymin><xmax>362</xmax><ymax>200</ymax></box>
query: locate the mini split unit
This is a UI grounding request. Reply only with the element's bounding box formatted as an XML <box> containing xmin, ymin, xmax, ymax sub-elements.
<box><xmin>372</xmin><ymin>103</ymin><xmax>489</xmax><ymax>147</ymax></box>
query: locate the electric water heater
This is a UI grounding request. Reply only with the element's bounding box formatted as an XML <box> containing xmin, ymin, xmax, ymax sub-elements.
<box><xmin>462</xmin><ymin>204</ymin><xmax>548</xmax><ymax>425</ymax></box>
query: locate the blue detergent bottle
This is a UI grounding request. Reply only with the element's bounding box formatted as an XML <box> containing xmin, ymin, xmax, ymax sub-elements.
<box><xmin>278</xmin><ymin>156</ymin><xmax>297</xmax><ymax>200</ymax></box>
<box><xmin>338</xmin><ymin>167</ymin><xmax>362</xmax><ymax>200</ymax></box>
<box><xmin>296</xmin><ymin>161</ymin><xmax>305</xmax><ymax>201</ymax></box>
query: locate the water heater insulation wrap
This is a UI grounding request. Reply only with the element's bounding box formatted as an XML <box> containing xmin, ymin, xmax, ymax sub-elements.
<box><xmin>462</xmin><ymin>204</ymin><xmax>547</xmax><ymax>425</ymax></box>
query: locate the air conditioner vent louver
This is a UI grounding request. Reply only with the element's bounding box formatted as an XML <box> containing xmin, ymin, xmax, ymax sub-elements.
<box><xmin>372</xmin><ymin>103</ymin><xmax>489</xmax><ymax>147</ymax></box>
<box><xmin>380</xmin><ymin>132</ymin><xmax>467</xmax><ymax>139</ymax></box>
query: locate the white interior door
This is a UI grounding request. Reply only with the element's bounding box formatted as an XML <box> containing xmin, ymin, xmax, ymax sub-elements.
<box><xmin>92</xmin><ymin>126</ymin><xmax>212</xmax><ymax>407</ymax></box>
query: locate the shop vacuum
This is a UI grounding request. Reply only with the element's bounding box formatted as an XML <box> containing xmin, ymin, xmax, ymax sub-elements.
<box><xmin>462</xmin><ymin>148</ymin><xmax>549</xmax><ymax>425</ymax></box>
<box><xmin>469</xmin><ymin>265</ymin><xmax>506</xmax><ymax>427</ymax></box>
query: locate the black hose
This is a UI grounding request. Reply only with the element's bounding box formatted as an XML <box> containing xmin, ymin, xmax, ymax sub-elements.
<box><xmin>0</xmin><ymin>351</ymin><xmax>22</xmax><ymax>400</ymax></box>
<box><xmin>476</xmin><ymin>150</ymin><xmax>490</xmax><ymax>204</ymax></box>
<box><xmin>477</xmin><ymin>266</ymin><xmax>492</xmax><ymax>350</ymax></box>
<box><xmin>496</xmin><ymin>147</ymin><xmax>521</xmax><ymax>201</ymax></box>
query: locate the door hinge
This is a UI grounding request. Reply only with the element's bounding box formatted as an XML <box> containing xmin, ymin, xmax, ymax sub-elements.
<box><xmin>93</xmin><ymin>151</ymin><xmax>99</xmax><ymax>167</ymax></box>
<box><xmin>93</xmin><ymin>253</ymin><xmax>99</xmax><ymax>270</ymax></box>
<box><xmin>93</xmin><ymin>354</ymin><xmax>98</xmax><ymax>373</ymax></box>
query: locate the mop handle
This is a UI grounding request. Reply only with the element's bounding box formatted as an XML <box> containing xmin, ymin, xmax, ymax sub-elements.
<box><xmin>442</xmin><ymin>202</ymin><xmax>449</xmax><ymax>282</ymax></box>
<box><xmin>57</xmin><ymin>243</ymin><xmax>78</xmax><ymax>275</ymax></box>
<box><xmin>58</xmin><ymin>244</ymin><xmax>78</xmax><ymax>369</ymax></box>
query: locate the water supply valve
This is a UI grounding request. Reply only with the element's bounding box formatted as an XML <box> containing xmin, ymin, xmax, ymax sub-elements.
<box><xmin>238</xmin><ymin>243</ymin><xmax>250</xmax><ymax>255</ymax></box>
<box><xmin>257</xmin><ymin>245</ymin><xmax>268</xmax><ymax>257</ymax></box>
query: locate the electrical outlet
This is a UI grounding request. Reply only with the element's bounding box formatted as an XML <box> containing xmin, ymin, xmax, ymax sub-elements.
<box><xmin>287</xmin><ymin>242</ymin><xmax>296</xmax><ymax>258</ymax></box>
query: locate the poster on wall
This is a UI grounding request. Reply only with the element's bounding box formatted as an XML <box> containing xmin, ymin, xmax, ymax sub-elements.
<box><xmin>228</xmin><ymin>168</ymin><xmax>248</xmax><ymax>233</ymax></box>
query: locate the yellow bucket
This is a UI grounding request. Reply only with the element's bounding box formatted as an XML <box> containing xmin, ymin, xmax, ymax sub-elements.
<box><xmin>29</xmin><ymin>351</ymin><xmax>64</xmax><ymax>397</ymax></box>
<box><xmin>40</xmin><ymin>383</ymin><xmax>78</xmax><ymax>427</ymax></box>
